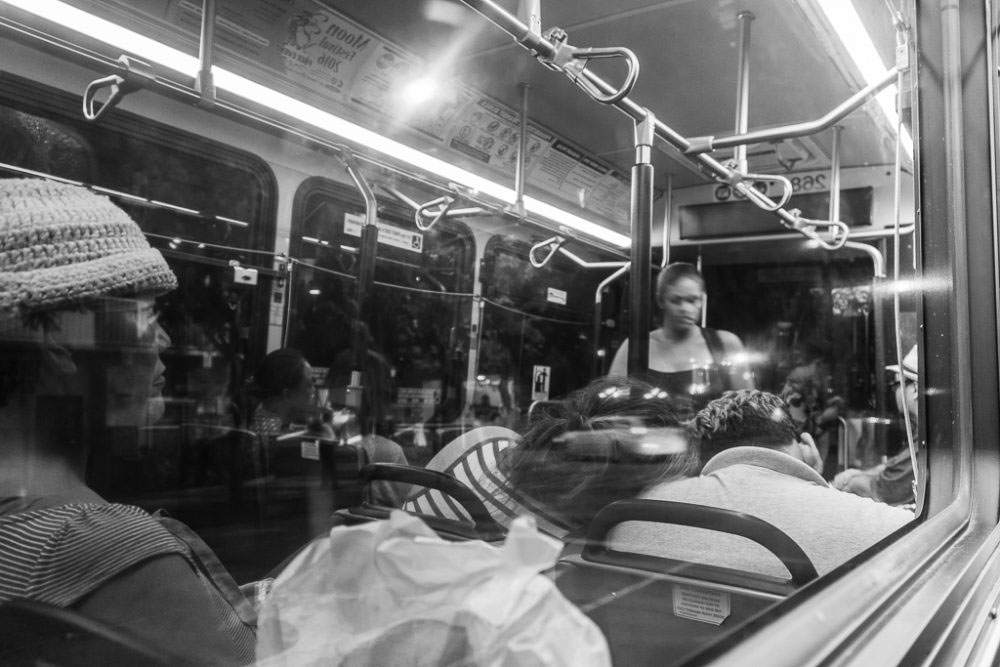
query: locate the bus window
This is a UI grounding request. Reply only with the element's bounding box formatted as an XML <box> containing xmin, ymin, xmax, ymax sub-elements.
<box><xmin>479</xmin><ymin>235</ymin><xmax>623</xmax><ymax>424</ymax></box>
<box><xmin>286</xmin><ymin>176</ymin><xmax>475</xmax><ymax>462</ymax></box>
<box><xmin>0</xmin><ymin>79</ymin><xmax>280</xmax><ymax>581</ymax></box>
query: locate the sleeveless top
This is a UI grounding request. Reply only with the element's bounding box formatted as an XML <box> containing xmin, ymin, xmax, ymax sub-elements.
<box><xmin>0</xmin><ymin>499</ymin><xmax>256</xmax><ymax>663</ymax></box>
<box><xmin>640</xmin><ymin>327</ymin><xmax>734</xmax><ymax>413</ymax></box>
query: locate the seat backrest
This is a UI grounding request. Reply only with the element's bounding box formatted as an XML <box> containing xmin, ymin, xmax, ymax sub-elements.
<box><xmin>268</xmin><ymin>433</ymin><xmax>369</xmax><ymax>508</ymax></box>
<box><xmin>556</xmin><ymin>499</ymin><xmax>818</xmax><ymax>665</ymax></box>
<box><xmin>0</xmin><ymin>599</ymin><xmax>181</xmax><ymax>667</ymax></box>
<box><xmin>334</xmin><ymin>463</ymin><xmax>508</xmax><ymax>541</ymax></box>
<box><xmin>403</xmin><ymin>427</ymin><xmax>571</xmax><ymax>539</ymax></box>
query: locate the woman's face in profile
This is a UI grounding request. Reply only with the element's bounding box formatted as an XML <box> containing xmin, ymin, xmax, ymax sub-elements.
<box><xmin>102</xmin><ymin>298</ymin><xmax>171</xmax><ymax>426</ymax></box>
<box><xmin>660</xmin><ymin>277</ymin><xmax>704</xmax><ymax>333</ymax></box>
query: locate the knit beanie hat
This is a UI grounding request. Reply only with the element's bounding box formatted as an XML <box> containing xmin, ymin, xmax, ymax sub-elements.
<box><xmin>0</xmin><ymin>178</ymin><xmax>177</xmax><ymax>315</ymax></box>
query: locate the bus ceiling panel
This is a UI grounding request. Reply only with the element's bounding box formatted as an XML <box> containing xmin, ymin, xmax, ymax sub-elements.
<box><xmin>447</xmin><ymin>0</ymin><xmax>902</xmax><ymax>186</ymax></box>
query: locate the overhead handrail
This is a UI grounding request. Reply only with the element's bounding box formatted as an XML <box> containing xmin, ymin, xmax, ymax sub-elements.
<box><xmin>558</xmin><ymin>248</ymin><xmax>627</xmax><ymax>269</ymax></box>
<box><xmin>82</xmin><ymin>55</ymin><xmax>155</xmax><ymax>121</ymax></box>
<box><xmin>684</xmin><ymin>68</ymin><xmax>900</xmax><ymax>155</ymax></box>
<box><xmin>459</xmin><ymin>0</ymin><xmax>905</xmax><ymax>252</ymax></box>
<box><xmin>529</xmin><ymin>235</ymin><xmax>567</xmax><ymax>267</ymax></box>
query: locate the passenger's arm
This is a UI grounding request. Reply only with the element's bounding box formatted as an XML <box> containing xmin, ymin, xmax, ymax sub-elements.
<box><xmin>73</xmin><ymin>554</ymin><xmax>253</xmax><ymax>666</ymax></box>
<box><xmin>607</xmin><ymin>338</ymin><xmax>629</xmax><ymax>376</ymax></box>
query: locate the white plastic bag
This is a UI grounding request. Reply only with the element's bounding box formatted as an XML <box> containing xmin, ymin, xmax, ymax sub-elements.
<box><xmin>256</xmin><ymin>511</ymin><xmax>610</xmax><ymax>666</ymax></box>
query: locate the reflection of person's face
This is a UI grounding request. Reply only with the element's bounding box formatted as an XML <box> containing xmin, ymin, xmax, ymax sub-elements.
<box><xmin>104</xmin><ymin>298</ymin><xmax>171</xmax><ymax>426</ymax></box>
<box><xmin>660</xmin><ymin>277</ymin><xmax>704</xmax><ymax>334</ymax></box>
<box><xmin>892</xmin><ymin>373</ymin><xmax>918</xmax><ymax>421</ymax></box>
<box><xmin>287</xmin><ymin>361</ymin><xmax>316</xmax><ymax>411</ymax></box>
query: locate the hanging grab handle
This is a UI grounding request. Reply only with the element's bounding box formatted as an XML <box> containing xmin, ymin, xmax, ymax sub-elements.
<box><xmin>730</xmin><ymin>172</ymin><xmax>794</xmax><ymax>212</ymax></box>
<box><xmin>529</xmin><ymin>235</ymin><xmax>567</xmax><ymax>268</ymax></box>
<box><xmin>779</xmin><ymin>209</ymin><xmax>852</xmax><ymax>250</ymax></box>
<box><xmin>415</xmin><ymin>196</ymin><xmax>456</xmax><ymax>231</ymax></box>
<box><xmin>82</xmin><ymin>56</ymin><xmax>155</xmax><ymax>122</ymax></box>
<box><xmin>565</xmin><ymin>46</ymin><xmax>639</xmax><ymax>105</ymax></box>
<box><xmin>540</xmin><ymin>28</ymin><xmax>639</xmax><ymax>105</ymax></box>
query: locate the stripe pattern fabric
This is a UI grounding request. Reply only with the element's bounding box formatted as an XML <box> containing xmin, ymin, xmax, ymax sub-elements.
<box><xmin>403</xmin><ymin>431</ymin><xmax>571</xmax><ymax>540</ymax></box>
<box><xmin>0</xmin><ymin>502</ymin><xmax>256</xmax><ymax>663</ymax></box>
<box><xmin>0</xmin><ymin>503</ymin><xmax>188</xmax><ymax>606</ymax></box>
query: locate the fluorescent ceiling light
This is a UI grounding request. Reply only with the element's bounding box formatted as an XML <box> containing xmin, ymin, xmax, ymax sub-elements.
<box><xmin>2</xmin><ymin>0</ymin><xmax>630</xmax><ymax>248</ymax></box>
<box><xmin>814</xmin><ymin>0</ymin><xmax>913</xmax><ymax>156</ymax></box>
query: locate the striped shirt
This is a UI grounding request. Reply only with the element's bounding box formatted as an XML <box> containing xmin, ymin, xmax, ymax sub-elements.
<box><xmin>403</xmin><ymin>428</ymin><xmax>572</xmax><ymax>540</ymax></box>
<box><xmin>0</xmin><ymin>501</ymin><xmax>256</xmax><ymax>663</ymax></box>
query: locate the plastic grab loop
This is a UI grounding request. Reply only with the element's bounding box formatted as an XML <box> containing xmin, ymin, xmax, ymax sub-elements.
<box><xmin>529</xmin><ymin>235</ymin><xmax>567</xmax><ymax>268</ymax></box>
<box><xmin>415</xmin><ymin>196</ymin><xmax>455</xmax><ymax>231</ymax></box>
<box><xmin>83</xmin><ymin>56</ymin><xmax>155</xmax><ymax>122</ymax></box>
<box><xmin>540</xmin><ymin>28</ymin><xmax>639</xmax><ymax>105</ymax></box>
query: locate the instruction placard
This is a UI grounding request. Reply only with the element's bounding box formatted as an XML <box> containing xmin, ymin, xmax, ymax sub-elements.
<box><xmin>343</xmin><ymin>213</ymin><xmax>423</xmax><ymax>253</ymax></box>
<box><xmin>546</xmin><ymin>287</ymin><xmax>567</xmax><ymax>305</ymax></box>
<box><xmin>672</xmin><ymin>585</ymin><xmax>731</xmax><ymax>625</ymax></box>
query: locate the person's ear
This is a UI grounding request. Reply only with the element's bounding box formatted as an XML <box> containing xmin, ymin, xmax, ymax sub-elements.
<box><xmin>798</xmin><ymin>432</ymin><xmax>824</xmax><ymax>475</ymax></box>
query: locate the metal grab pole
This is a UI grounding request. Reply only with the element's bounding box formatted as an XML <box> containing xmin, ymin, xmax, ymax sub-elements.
<box><xmin>342</xmin><ymin>154</ymin><xmax>379</xmax><ymax>410</ymax></box>
<box><xmin>734</xmin><ymin>11</ymin><xmax>754</xmax><ymax>174</ymax></box>
<box><xmin>514</xmin><ymin>83</ymin><xmax>530</xmax><ymax>216</ymax></box>
<box><xmin>196</xmin><ymin>0</ymin><xmax>216</xmax><ymax>106</ymax></box>
<box><xmin>627</xmin><ymin>112</ymin><xmax>656</xmax><ymax>377</ymax></box>
<box><xmin>594</xmin><ymin>264</ymin><xmax>629</xmax><ymax>377</ymax></box>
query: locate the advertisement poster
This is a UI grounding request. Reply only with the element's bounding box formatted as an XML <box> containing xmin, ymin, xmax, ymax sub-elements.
<box><xmin>83</xmin><ymin>0</ymin><xmax>634</xmax><ymax>225</ymax></box>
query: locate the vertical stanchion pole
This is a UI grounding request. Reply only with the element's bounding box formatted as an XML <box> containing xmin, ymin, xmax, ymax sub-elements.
<box><xmin>594</xmin><ymin>265</ymin><xmax>630</xmax><ymax>377</ymax></box>
<box><xmin>829</xmin><ymin>125</ymin><xmax>842</xmax><ymax>223</ymax></box>
<box><xmin>514</xmin><ymin>83</ymin><xmax>530</xmax><ymax>216</ymax></box>
<box><xmin>734</xmin><ymin>11</ymin><xmax>755</xmax><ymax>173</ymax></box>
<box><xmin>342</xmin><ymin>154</ymin><xmax>379</xmax><ymax>410</ymax></box>
<box><xmin>196</xmin><ymin>0</ymin><xmax>216</xmax><ymax>106</ymax></box>
<box><xmin>627</xmin><ymin>112</ymin><xmax>656</xmax><ymax>377</ymax></box>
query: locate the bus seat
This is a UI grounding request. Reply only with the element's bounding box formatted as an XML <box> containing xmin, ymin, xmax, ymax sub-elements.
<box><xmin>266</xmin><ymin>434</ymin><xmax>370</xmax><ymax>509</ymax></box>
<box><xmin>556</xmin><ymin>499</ymin><xmax>818</xmax><ymax>666</ymax></box>
<box><xmin>422</xmin><ymin>425</ymin><xmax>519</xmax><ymax>471</ymax></box>
<box><xmin>333</xmin><ymin>463</ymin><xmax>508</xmax><ymax>542</ymax></box>
<box><xmin>0</xmin><ymin>599</ymin><xmax>182</xmax><ymax>666</ymax></box>
<box><xmin>403</xmin><ymin>428</ymin><xmax>572</xmax><ymax>540</ymax></box>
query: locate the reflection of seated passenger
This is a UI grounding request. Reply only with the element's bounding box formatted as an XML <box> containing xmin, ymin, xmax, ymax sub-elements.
<box><xmin>328</xmin><ymin>350</ymin><xmax>409</xmax><ymax>507</ymax></box>
<box><xmin>778</xmin><ymin>341</ymin><xmax>844</xmax><ymax>473</ymax></box>
<box><xmin>500</xmin><ymin>377</ymin><xmax>699</xmax><ymax>535</ymax></box>
<box><xmin>834</xmin><ymin>346</ymin><xmax>919</xmax><ymax>505</ymax></box>
<box><xmin>610</xmin><ymin>390</ymin><xmax>913</xmax><ymax>578</ymax></box>
<box><xmin>247</xmin><ymin>348</ymin><xmax>317</xmax><ymax>458</ymax></box>
<box><xmin>0</xmin><ymin>179</ymin><xmax>255</xmax><ymax>663</ymax></box>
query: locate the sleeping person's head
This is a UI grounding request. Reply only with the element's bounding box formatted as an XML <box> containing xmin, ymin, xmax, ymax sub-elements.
<box><xmin>503</xmin><ymin>376</ymin><xmax>698</xmax><ymax>528</ymax></box>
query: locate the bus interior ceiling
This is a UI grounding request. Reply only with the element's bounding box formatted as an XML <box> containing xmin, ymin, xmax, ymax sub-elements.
<box><xmin>337</xmin><ymin>0</ymin><xmax>900</xmax><ymax>187</ymax></box>
<box><xmin>11</xmin><ymin>0</ymin><xmax>1000</xmax><ymax>665</ymax></box>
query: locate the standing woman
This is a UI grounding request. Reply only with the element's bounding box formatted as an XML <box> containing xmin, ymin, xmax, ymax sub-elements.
<box><xmin>608</xmin><ymin>262</ymin><xmax>753</xmax><ymax>412</ymax></box>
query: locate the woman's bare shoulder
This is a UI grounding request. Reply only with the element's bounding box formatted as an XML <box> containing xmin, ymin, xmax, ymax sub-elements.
<box><xmin>715</xmin><ymin>329</ymin><xmax>746</xmax><ymax>352</ymax></box>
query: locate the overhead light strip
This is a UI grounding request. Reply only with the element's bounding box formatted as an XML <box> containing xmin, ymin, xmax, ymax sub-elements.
<box><xmin>1</xmin><ymin>0</ymin><xmax>631</xmax><ymax>248</ymax></box>
<box><xmin>814</xmin><ymin>0</ymin><xmax>913</xmax><ymax>156</ymax></box>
